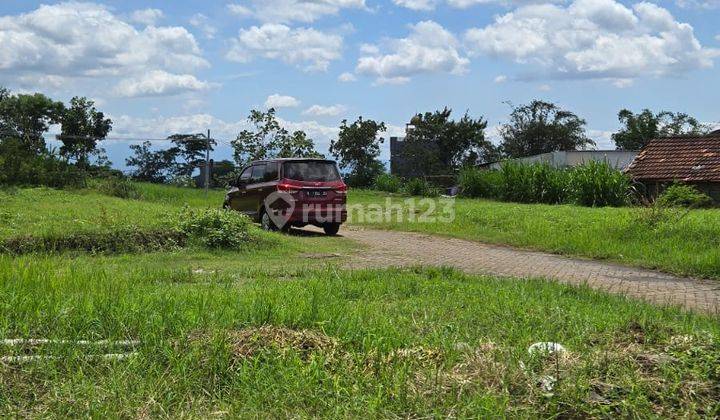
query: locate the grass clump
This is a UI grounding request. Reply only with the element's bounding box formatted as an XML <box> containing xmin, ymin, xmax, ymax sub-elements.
<box><xmin>656</xmin><ymin>182</ymin><xmax>713</xmax><ymax>208</ymax></box>
<box><xmin>91</xmin><ymin>177</ymin><xmax>144</xmax><ymax>200</ymax></box>
<box><xmin>568</xmin><ymin>160</ymin><xmax>630</xmax><ymax>207</ymax></box>
<box><xmin>404</xmin><ymin>177</ymin><xmax>439</xmax><ymax>197</ymax></box>
<box><xmin>176</xmin><ymin>207</ymin><xmax>252</xmax><ymax>249</ymax></box>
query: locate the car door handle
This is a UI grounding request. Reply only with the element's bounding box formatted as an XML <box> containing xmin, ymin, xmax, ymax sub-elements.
<box><xmin>257</xmin><ymin>188</ymin><xmax>263</xmax><ymax>192</ymax></box>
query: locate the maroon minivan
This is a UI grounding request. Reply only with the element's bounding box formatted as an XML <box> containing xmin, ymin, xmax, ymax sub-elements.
<box><xmin>224</xmin><ymin>158</ymin><xmax>348</xmax><ymax>235</ymax></box>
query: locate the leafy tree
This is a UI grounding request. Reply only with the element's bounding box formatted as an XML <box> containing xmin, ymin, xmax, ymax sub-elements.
<box><xmin>231</xmin><ymin>108</ymin><xmax>322</xmax><ymax>166</ymax></box>
<box><xmin>276</xmin><ymin>130</ymin><xmax>323</xmax><ymax>159</ymax></box>
<box><xmin>612</xmin><ymin>109</ymin><xmax>709</xmax><ymax>151</ymax></box>
<box><xmin>125</xmin><ymin>141</ymin><xmax>179</xmax><ymax>183</ymax></box>
<box><xmin>0</xmin><ymin>90</ymin><xmax>64</xmax><ymax>153</ymax></box>
<box><xmin>401</xmin><ymin>108</ymin><xmax>496</xmax><ymax>176</ymax></box>
<box><xmin>58</xmin><ymin>97</ymin><xmax>112</xmax><ymax>167</ymax></box>
<box><xmin>168</xmin><ymin>133</ymin><xmax>216</xmax><ymax>177</ymax></box>
<box><xmin>499</xmin><ymin>100</ymin><xmax>594</xmax><ymax>158</ymax></box>
<box><xmin>330</xmin><ymin>117</ymin><xmax>386</xmax><ymax>187</ymax></box>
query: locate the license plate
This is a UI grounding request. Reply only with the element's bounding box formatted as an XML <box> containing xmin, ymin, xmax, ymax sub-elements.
<box><xmin>307</xmin><ymin>190</ymin><xmax>327</xmax><ymax>197</ymax></box>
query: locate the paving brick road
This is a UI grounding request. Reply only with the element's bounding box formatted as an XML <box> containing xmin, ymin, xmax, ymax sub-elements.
<box><xmin>337</xmin><ymin>227</ymin><xmax>720</xmax><ymax>315</ymax></box>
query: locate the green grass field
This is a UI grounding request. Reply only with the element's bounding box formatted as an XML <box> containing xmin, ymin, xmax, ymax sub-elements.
<box><xmin>0</xmin><ymin>184</ymin><xmax>718</xmax><ymax>417</ymax></box>
<box><xmin>348</xmin><ymin>190</ymin><xmax>720</xmax><ymax>279</ymax></box>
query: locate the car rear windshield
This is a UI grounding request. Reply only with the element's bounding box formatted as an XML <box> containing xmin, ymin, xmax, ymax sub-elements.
<box><xmin>282</xmin><ymin>161</ymin><xmax>340</xmax><ymax>182</ymax></box>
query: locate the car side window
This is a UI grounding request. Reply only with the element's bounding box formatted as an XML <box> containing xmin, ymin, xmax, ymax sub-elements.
<box><xmin>250</xmin><ymin>164</ymin><xmax>266</xmax><ymax>184</ymax></box>
<box><xmin>237</xmin><ymin>167</ymin><xmax>252</xmax><ymax>185</ymax></box>
<box><xmin>263</xmin><ymin>162</ymin><xmax>279</xmax><ymax>182</ymax></box>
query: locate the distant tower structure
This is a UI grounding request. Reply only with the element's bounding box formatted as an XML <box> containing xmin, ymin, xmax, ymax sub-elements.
<box><xmin>389</xmin><ymin>123</ymin><xmax>417</xmax><ymax>178</ymax></box>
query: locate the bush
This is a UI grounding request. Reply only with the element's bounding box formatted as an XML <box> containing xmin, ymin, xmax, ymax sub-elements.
<box><xmin>403</xmin><ymin>178</ymin><xmax>439</xmax><ymax>197</ymax></box>
<box><xmin>374</xmin><ymin>173</ymin><xmax>403</xmax><ymax>193</ymax></box>
<box><xmin>458</xmin><ymin>168</ymin><xmax>501</xmax><ymax>199</ymax></box>
<box><xmin>92</xmin><ymin>177</ymin><xmax>143</xmax><ymax>200</ymax></box>
<box><xmin>568</xmin><ymin>161</ymin><xmax>630</xmax><ymax>207</ymax></box>
<box><xmin>656</xmin><ymin>183</ymin><xmax>712</xmax><ymax>208</ymax></box>
<box><xmin>176</xmin><ymin>207</ymin><xmax>251</xmax><ymax>249</ymax></box>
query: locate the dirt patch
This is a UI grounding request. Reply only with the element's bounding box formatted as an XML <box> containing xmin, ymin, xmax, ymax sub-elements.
<box><xmin>191</xmin><ymin>326</ymin><xmax>339</xmax><ymax>360</ymax></box>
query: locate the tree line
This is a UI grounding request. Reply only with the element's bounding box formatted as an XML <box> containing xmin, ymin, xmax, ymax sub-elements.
<box><xmin>0</xmin><ymin>85</ymin><xmax>713</xmax><ymax>189</ymax></box>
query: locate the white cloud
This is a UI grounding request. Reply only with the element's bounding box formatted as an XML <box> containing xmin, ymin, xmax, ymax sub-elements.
<box><xmin>114</xmin><ymin>71</ymin><xmax>214</xmax><ymax>97</ymax></box>
<box><xmin>227</xmin><ymin>0</ymin><xmax>366</xmax><ymax>23</ymax></box>
<box><xmin>464</xmin><ymin>0</ymin><xmax>718</xmax><ymax>83</ymax></box>
<box><xmin>356</xmin><ymin>21</ymin><xmax>469</xmax><ymax>83</ymax></box>
<box><xmin>494</xmin><ymin>74</ymin><xmax>507</xmax><ymax>83</ymax></box>
<box><xmin>303</xmin><ymin>104</ymin><xmax>347</xmax><ymax>117</ymax></box>
<box><xmin>130</xmin><ymin>8</ymin><xmax>164</xmax><ymax>26</ymax></box>
<box><xmin>189</xmin><ymin>13</ymin><xmax>217</xmax><ymax>39</ymax></box>
<box><xmin>227</xmin><ymin>24</ymin><xmax>343</xmax><ymax>71</ymax></box>
<box><xmin>338</xmin><ymin>72</ymin><xmax>357</xmax><ymax>82</ymax></box>
<box><xmin>0</xmin><ymin>3</ymin><xmax>209</xmax><ymax>97</ymax></box>
<box><xmin>265</xmin><ymin>94</ymin><xmax>300</xmax><ymax>108</ymax></box>
<box><xmin>227</xmin><ymin>3</ymin><xmax>253</xmax><ymax>17</ymax></box>
<box><xmin>538</xmin><ymin>84</ymin><xmax>551</xmax><ymax>91</ymax></box>
<box><xmin>675</xmin><ymin>0</ymin><xmax>720</xmax><ymax>9</ymax></box>
<box><xmin>393</xmin><ymin>0</ymin><xmax>438</xmax><ymax>11</ymax></box>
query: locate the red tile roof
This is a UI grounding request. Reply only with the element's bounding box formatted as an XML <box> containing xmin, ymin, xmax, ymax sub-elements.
<box><xmin>626</xmin><ymin>136</ymin><xmax>720</xmax><ymax>182</ymax></box>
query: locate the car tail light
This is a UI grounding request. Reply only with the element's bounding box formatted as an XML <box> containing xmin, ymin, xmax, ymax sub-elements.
<box><xmin>277</xmin><ymin>182</ymin><xmax>301</xmax><ymax>193</ymax></box>
<box><xmin>334</xmin><ymin>184</ymin><xmax>348</xmax><ymax>194</ymax></box>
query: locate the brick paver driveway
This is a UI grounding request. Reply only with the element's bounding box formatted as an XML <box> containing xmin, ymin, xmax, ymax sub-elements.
<box><xmin>337</xmin><ymin>227</ymin><xmax>720</xmax><ymax>315</ymax></box>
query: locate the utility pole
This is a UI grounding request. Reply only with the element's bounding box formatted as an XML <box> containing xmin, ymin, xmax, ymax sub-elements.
<box><xmin>204</xmin><ymin>129</ymin><xmax>211</xmax><ymax>197</ymax></box>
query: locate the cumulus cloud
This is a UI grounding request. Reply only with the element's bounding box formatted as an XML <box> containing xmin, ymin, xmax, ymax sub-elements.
<box><xmin>226</xmin><ymin>24</ymin><xmax>343</xmax><ymax>71</ymax></box>
<box><xmin>265</xmin><ymin>94</ymin><xmax>300</xmax><ymax>108</ymax></box>
<box><xmin>494</xmin><ymin>74</ymin><xmax>508</xmax><ymax>83</ymax></box>
<box><xmin>355</xmin><ymin>21</ymin><xmax>469</xmax><ymax>84</ymax></box>
<box><xmin>130</xmin><ymin>8</ymin><xmax>164</xmax><ymax>26</ymax></box>
<box><xmin>189</xmin><ymin>13</ymin><xmax>217</xmax><ymax>39</ymax></box>
<box><xmin>303</xmin><ymin>104</ymin><xmax>347</xmax><ymax>117</ymax></box>
<box><xmin>114</xmin><ymin>71</ymin><xmax>214</xmax><ymax>97</ymax></box>
<box><xmin>0</xmin><ymin>2</ymin><xmax>209</xmax><ymax>96</ymax></box>
<box><xmin>464</xmin><ymin>0</ymin><xmax>718</xmax><ymax>83</ymax></box>
<box><xmin>338</xmin><ymin>72</ymin><xmax>357</xmax><ymax>82</ymax></box>
<box><xmin>227</xmin><ymin>0</ymin><xmax>366</xmax><ymax>23</ymax></box>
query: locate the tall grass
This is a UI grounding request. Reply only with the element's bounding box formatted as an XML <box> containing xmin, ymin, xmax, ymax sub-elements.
<box><xmin>459</xmin><ymin>161</ymin><xmax>629</xmax><ymax>207</ymax></box>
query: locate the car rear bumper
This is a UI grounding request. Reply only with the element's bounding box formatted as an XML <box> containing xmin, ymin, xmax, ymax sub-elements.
<box><xmin>286</xmin><ymin>204</ymin><xmax>347</xmax><ymax>223</ymax></box>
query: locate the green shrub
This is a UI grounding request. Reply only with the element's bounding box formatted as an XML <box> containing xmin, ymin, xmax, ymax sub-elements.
<box><xmin>176</xmin><ymin>208</ymin><xmax>251</xmax><ymax>249</ymax></box>
<box><xmin>656</xmin><ymin>183</ymin><xmax>712</xmax><ymax>208</ymax></box>
<box><xmin>403</xmin><ymin>178</ymin><xmax>439</xmax><ymax>197</ymax></box>
<box><xmin>92</xmin><ymin>177</ymin><xmax>143</xmax><ymax>200</ymax></box>
<box><xmin>568</xmin><ymin>161</ymin><xmax>630</xmax><ymax>207</ymax></box>
<box><xmin>374</xmin><ymin>173</ymin><xmax>403</xmax><ymax>193</ymax></box>
<box><xmin>458</xmin><ymin>167</ymin><xmax>501</xmax><ymax>199</ymax></box>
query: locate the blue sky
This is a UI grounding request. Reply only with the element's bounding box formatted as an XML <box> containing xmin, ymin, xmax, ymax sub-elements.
<box><xmin>1</xmin><ymin>0</ymin><xmax>718</xmax><ymax>169</ymax></box>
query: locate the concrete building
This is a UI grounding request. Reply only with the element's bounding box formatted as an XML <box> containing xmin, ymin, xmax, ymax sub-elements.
<box><xmin>479</xmin><ymin>150</ymin><xmax>638</xmax><ymax>170</ymax></box>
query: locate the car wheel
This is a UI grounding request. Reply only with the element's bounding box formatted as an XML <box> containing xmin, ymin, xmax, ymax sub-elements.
<box><xmin>260</xmin><ymin>210</ymin><xmax>277</xmax><ymax>231</ymax></box>
<box><xmin>323</xmin><ymin>223</ymin><xmax>340</xmax><ymax>236</ymax></box>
